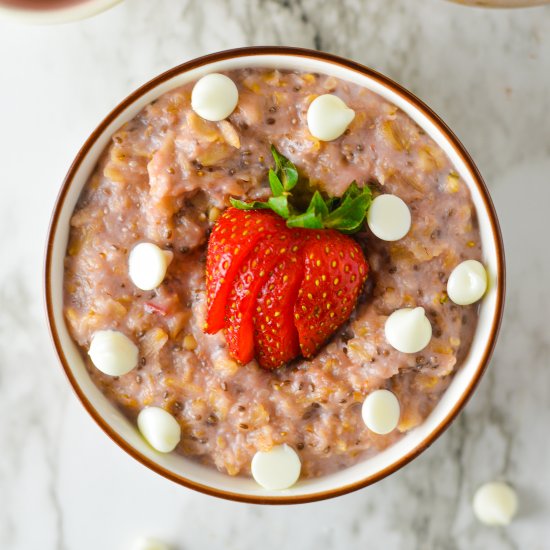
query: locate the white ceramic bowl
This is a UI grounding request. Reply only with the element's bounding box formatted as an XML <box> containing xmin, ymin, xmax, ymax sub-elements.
<box><xmin>0</xmin><ymin>0</ymin><xmax>122</xmax><ymax>24</ymax></box>
<box><xmin>45</xmin><ymin>47</ymin><xmax>505</xmax><ymax>504</ymax></box>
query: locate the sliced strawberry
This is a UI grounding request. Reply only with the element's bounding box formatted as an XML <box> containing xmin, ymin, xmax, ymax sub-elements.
<box><xmin>294</xmin><ymin>230</ymin><xmax>368</xmax><ymax>358</ymax></box>
<box><xmin>203</xmin><ymin>146</ymin><xmax>374</xmax><ymax>368</ymax></box>
<box><xmin>224</xmin><ymin>231</ymin><xmax>292</xmax><ymax>364</ymax></box>
<box><xmin>204</xmin><ymin>208</ymin><xmax>286</xmax><ymax>334</ymax></box>
<box><xmin>253</xmin><ymin>237</ymin><xmax>304</xmax><ymax>369</ymax></box>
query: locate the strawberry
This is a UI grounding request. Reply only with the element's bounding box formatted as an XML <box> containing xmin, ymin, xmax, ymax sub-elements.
<box><xmin>203</xmin><ymin>146</ymin><xmax>372</xmax><ymax>369</ymax></box>
<box><xmin>294</xmin><ymin>231</ymin><xmax>368</xmax><ymax>358</ymax></box>
<box><xmin>204</xmin><ymin>209</ymin><xmax>287</xmax><ymax>334</ymax></box>
<box><xmin>254</xmin><ymin>238</ymin><xmax>304</xmax><ymax>369</ymax></box>
<box><xmin>224</xmin><ymin>231</ymin><xmax>292</xmax><ymax>364</ymax></box>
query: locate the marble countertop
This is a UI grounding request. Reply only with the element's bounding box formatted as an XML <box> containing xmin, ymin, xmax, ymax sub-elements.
<box><xmin>1</xmin><ymin>0</ymin><xmax>549</xmax><ymax>548</ymax></box>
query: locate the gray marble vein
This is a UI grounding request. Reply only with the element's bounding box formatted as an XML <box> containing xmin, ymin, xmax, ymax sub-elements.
<box><xmin>1</xmin><ymin>0</ymin><xmax>550</xmax><ymax>548</ymax></box>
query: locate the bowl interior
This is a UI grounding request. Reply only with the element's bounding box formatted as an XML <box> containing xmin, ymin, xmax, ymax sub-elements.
<box><xmin>46</xmin><ymin>51</ymin><xmax>503</xmax><ymax>502</ymax></box>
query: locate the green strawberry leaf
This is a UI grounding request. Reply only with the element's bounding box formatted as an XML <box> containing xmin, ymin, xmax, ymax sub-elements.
<box><xmin>338</xmin><ymin>181</ymin><xmax>362</xmax><ymax>206</ymax></box>
<box><xmin>323</xmin><ymin>184</ymin><xmax>372</xmax><ymax>232</ymax></box>
<box><xmin>323</xmin><ymin>196</ymin><xmax>371</xmax><ymax>232</ymax></box>
<box><xmin>268</xmin><ymin>169</ymin><xmax>285</xmax><ymax>197</ymax></box>
<box><xmin>230</xmin><ymin>146</ymin><xmax>372</xmax><ymax>234</ymax></box>
<box><xmin>287</xmin><ymin>210</ymin><xmax>324</xmax><ymax>229</ymax></box>
<box><xmin>267</xmin><ymin>195</ymin><xmax>291</xmax><ymax>218</ymax></box>
<box><xmin>306</xmin><ymin>190</ymin><xmax>329</xmax><ymax>218</ymax></box>
<box><xmin>230</xmin><ymin>198</ymin><xmax>271</xmax><ymax>210</ymax></box>
<box><xmin>271</xmin><ymin>145</ymin><xmax>298</xmax><ymax>191</ymax></box>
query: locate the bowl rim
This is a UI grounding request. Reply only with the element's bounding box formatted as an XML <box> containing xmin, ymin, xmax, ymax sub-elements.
<box><xmin>0</xmin><ymin>0</ymin><xmax>122</xmax><ymax>24</ymax></box>
<box><xmin>44</xmin><ymin>45</ymin><xmax>505</xmax><ymax>505</ymax></box>
<box><xmin>447</xmin><ymin>0</ymin><xmax>550</xmax><ymax>7</ymax></box>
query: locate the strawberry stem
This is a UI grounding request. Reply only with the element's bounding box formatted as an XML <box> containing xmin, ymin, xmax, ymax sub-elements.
<box><xmin>230</xmin><ymin>146</ymin><xmax>372</xmax><ymax>233</ymax></box>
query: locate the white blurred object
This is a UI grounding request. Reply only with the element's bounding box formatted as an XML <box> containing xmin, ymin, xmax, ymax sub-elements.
<box><xmin>361</xmin><ymin>390</ymin><xmax>401</xmax><ymax>435</ymax></box>
<box><xmin>306</xmin><ymin>94</ymin><xmax>355</xmax><ymax>141</ymax></box>
<box><xmin>130</xmin><ymin>536</ymin><xmax>172</xmax><ymax>550</ymax></box>
<box><xmin>191</xmin><ymin>73</ymin><xmax>239</xmax><ymax>122</ymax></box>
<box><xmin>367</xmin><ymin>194</ymin><xmax>411</xmax><ymax>241</ymax></box>
<box><xmin>473</xmin><ymin>482</ymin><xmax>518</xmax><ymax>526</ymax></box>
<box><xmin>137</xmin><ymin>407</ymin><xmax>181</xmax><ymax>453</ymax></box>
<box><xmin>384</xmin><ymin>307</ymin><xmax>432</xmax><ymax>354</ymax></box>
<box><xmin>251</xmin><ymin>444</ymin><xmax>301</xmax><ymax>490</ymax></box>
<box><xmin>88</xmin><ymin>330</ymin><xmax>138</xmax><ymax>376</ymax></box>
<box><xmin>128</xmin><ymin>242</ymin><xmax>173</xmax><ymax>291</ymax></box>
<box><xmin>447</xmin><ymin>260</ymin><xmax>487</xmax><ymax>306</ymax></box>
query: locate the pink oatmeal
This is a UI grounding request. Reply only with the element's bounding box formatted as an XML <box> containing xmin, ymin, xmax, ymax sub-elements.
<box><xmin>64</xmin><ymin>69</ymin><xmax>482</xmax><ymax>478</ymax></box>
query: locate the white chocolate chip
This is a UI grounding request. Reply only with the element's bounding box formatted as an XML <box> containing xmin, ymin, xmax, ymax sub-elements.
<box><xmin>88</xmin><ymin>330</ymin><xmax>138</xmax><ymax>376</ymax></box>
<box><xmin>366</xmin><ymin>194</ymin><xmax>411</xmax><ymax>241</ymax></box>
<box><xmin>361</xmin><ymin>389</ymin><xmax>400</xmax><ymax>435</ymax></box>
<box><xmin>306</xmin><ymin>94</ymin><xmax>355</xmax><ymax>141</ymax></box>
<box><xmin>137</xmin><ymin>407</ymin><xmax>181</xmax><ymax>453</ymax></box>
<box><xmin>191</xmin><ymin>73</ymin><xmax>239</xmax><ymax>122</ymax></box>
<box><xmin>447</xmin><ymin>260</ymin><xmax>488</xmax><ymax>306</ymax></box>
<box><xmin>251</xmin><ymin>444</ymin><xmax>301</xmax><ymax>490</ymax></box>
<box><xmin>473</xmin><ymin>482</ymin><xmax>518</xmax><ymax>526</ymax></box>
<box><xmin>130</xmin><ymin>536</ymin><xmax>172</xmax><ymax>550</ymax></box>
<box><xmin>128</xmin><ymin>242</ymin><xmax>173</xmax><ymax>291</ymax></box>
<box><xmin>385</xmin><ymin>307</ymin><xmax>432</xmax><ymax>354</ymax></box>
